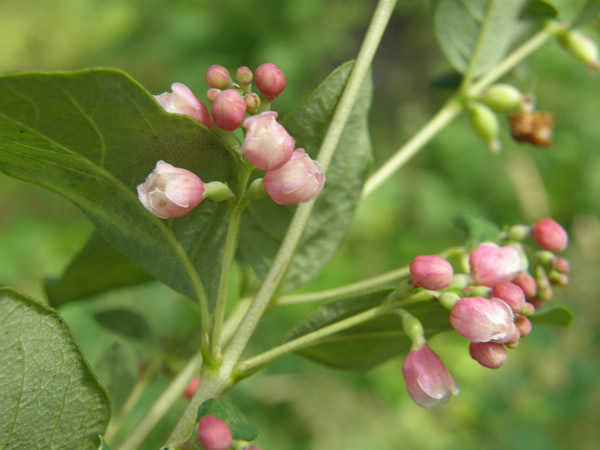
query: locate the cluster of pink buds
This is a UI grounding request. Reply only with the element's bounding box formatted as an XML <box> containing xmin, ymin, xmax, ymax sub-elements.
<box><xmin>196</xmin><ymin>414</ymin><xmax>261</xmax><ymax>450</ymax></box>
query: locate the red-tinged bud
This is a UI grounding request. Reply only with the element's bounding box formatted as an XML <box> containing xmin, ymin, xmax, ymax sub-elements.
<box><xmin>515</xmin><ymin>315</ymin><xmax>532</xmax><ymax>338</ymax></box>
<box><xmin>552</xmin><ymin>256</ymin><xmax>570</xmax><ymax>274</ymax></box>
<box><xmin>470</xmin><ymin>243</ymin><xmax>524</xmax><ymax>287</ymax></box>
<box><xmin>532</xmin><ymin>218</ymin><xmax>568</xmax><ymax>253</ymax></box>
<box><xmin>254</xmin><ymin>63</ymin><xmax>286</xmax><ymax>99</ymax></box>
<box><xmin>529</xmin><ymin>298</ymin><xmax>544</xmax><ymax>309</ymax></box>
<box><xmin>242</xmin><ymin>111</ymin><xmax>295</xmax><ymax>170</ymax></box>
<box><xmin>236</xmin><ymin>66</ymin><xmax>253</xmax><ymax>86</ymax></box>
<box><xmin>137</xmin><ymin>161</ymin><xmax>205</xmax><ymax>219</ymax></box>
<box><xmin>521</xmin><ymin>302</ymin><xmax>535</xmax><ymax>316</ymax></box>
<box><xmin>263</xmin><ymin>150</ymin><xmax>325</xmax><ymax>205</ymax></box>
<box><xmin>244</xmin><ymin>93</ymin><xmax>261</xmax><ymax>113</ymax></box>
<box><xmin>205</xmin><ymin>65</ymin><xmax>233</xmax><ymax>90</ymax></box>
<box><xmin>491</xmin><ymin>281</ymin><xmax>526</xmax><ymax>314</ymax></box>
<box><xmin>154</xmin><ymin>82</ymin><xmax>212</xmax><ymax>127</ymax></box>
<box><xmin>469</xmin><ymin>342</ymin><xmax>507</xmax><ymax>369</ymax></box>
<box><xmin>410</xmin><ymin>255</ymin><xmax>454</xmax><ymax>290</ymax></box>
<box><xmin>402</xmin><ymin>343</ymin><xmax>459</xmax><ymax>409</ymax></box>
<box><xmin>206</xmin><ymin>88</ymin><xmax>221</xmax><ymax>103</ymax></box>
<box><xmin>183</xmin><ymin>376</ymin><xmax>200</xmax><ymax>400</ymax></box>
<box><xmin>212</xmin><ymin>89</ymin><xmax>247</xmax><ymax>131</ymax></box>
<box><xmin>450</xmin><ymin>297</ymin><xmax>515</xmax><ymax>343</ymax></box>
<box><xmin>512</xmin><ymin>273</ymin><xmax>537</xmax><ymax>299</ymax></box>
<box><xmin>549</xmin><ymin>271</ymin><xmax>569</xmax><ymax>286</ymax></box>
<box><xmin>197</xmin><ymin>415</ymin><xmax>232</xmax><ymax>450</ymax></box>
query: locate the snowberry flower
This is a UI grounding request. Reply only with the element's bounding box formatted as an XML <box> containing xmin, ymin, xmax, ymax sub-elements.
<box><xmin>410</xmin><ymin>255</ymin><xmax>454</xmax><ymax>290</ymax></box>
<box><xmin>211</xmin><ymin>89</ymin><xmax>247</xmax><ymax>131</ymax></box>
<box><xmin>532</xmin><ymin>218</ymin><xmax>568</xmax><ymax>253</ymax></box>
<box><xmin>183</xmin><ymin>376</ymin><xmax>200</xmax><ymax>400</ymax></box>
<box><xmin>491</xmin><ymin>281</ymin><xmax>526</xmax><ymax>314</ymax></box>
<box><xmin>263</xmin><ymin>149</ymin><xmax>325</xmax><ymax>205</ymax></box>
<box><xmin>236</xmin><ymin>66</ymin><xmax>253</xmax><ymax>86</ymax></box>
<box><xmin>402</xmin><ymin>343</ymin><xmax>459</xmax><ymax>408</ymax></box>
<box><xmin>512</xmin><ymin>272</ymin><xmax>537</xmax><ymax>299</ymax></box>
<box><xmin>197</xmin><ymin>415</ymin><xmax>232</xmax><ymax>450</ymax></box>
<box><xmin>254</xmin><ymin>63</ymin><xmax>286</xmax><ymax>99</ymax></box>
<box><xmin>154</xmin><ymin>82</ymin><xmax>212</xmax><ymax>127</ymax></box>
<box><xmin>469</xmin><ymin>342</ymin><xmax>507</xmax><ymax>369</ymax></box>
<box><xmin>450</xmin><ymin>297</ymin><xmax>515</xmax><ymax>343</ymax></box>
<box><xmin>137</xmin><ymin>161</ymin><xmax>205</xmax><ymax>219</ymax></box>
<box><xmin>470</xmin><ymin>243</ymin><xmax>524</xmax><ymax>287</ymax></box>
<box><xmin>515</xmin><ymin>315</ymin><xmax>532</xmax><ymax>338</ymax></box>
<box><xmin>242</xmin><ymin>111</ymin><xmax>294</xmax><ymax>170</ymax></box>
<box><xmin>205</xmin><ymin>65</ymin><xmax>233</xmax><ymax>90</ymax></box>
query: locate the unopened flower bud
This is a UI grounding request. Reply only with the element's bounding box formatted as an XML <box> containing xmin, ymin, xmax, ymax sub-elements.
<box><xmin>469</xmin><ymin>342</ymin><xmax>507</xmax><ymax>369</ymax></box>
<box><xmin>470</xmin><ymin>243</ymin><xmax>524</xmax><ymax>287</ymax></box>
<box><xmin>512</xmin><ymin>272</ymin><xmax>537</xmax><ymax>299</ymax></box>
<box><xmin>450</xmin><ymin>297</ymin><xmax>515</xmax><ymax>343</ymax></box>
<box><xmin>448</xmin><ymin>274</ymin><xmax>469</xmax><ymax>290</ymax></box>
<box><xmin>552</xmin><ymin>256</ymin><xmax>570</xmax><ymax>274</ymax></box>
<box><xmin>532</xmin><ymin>218</ymin><xmax>568</xmax><ymax>253</ymax></box>
<box><xmin>504</xmin><ymin>324</ymin><xmax>521</xmax><ymax>348</ymax></box>
<box><xmin>137</xmin><ymin>161</ymin><xmax>205</xmax><ymax>219</ymax></box>
<box><xmin>491</xmin><ymin>281</ymin><xmax>526</xmax><ymax>314</ymax></box>
<box><xmin>212</xmin><ymin>89</ymin><xmax>247</xmax><ymax>131</ymax></box>
<box><xmin>236</xmin><ymin>66</ymin><xmax>253</xmax><ymax>86</ymax></box>
<box><xmin>154</xmin><ymin>82</ymin><xmax>212</xmax><ymax>127</ymax></box>
<box><xmin>206</xmin><ymin>88</ymin><xmax>221</xmax><ymax>103</ymax></box>
<box><xmin>205</xmin><ymin>65</ymin><xmax>233</xmax><ymax>90</ymax></box>
<box><xmin>508</xmin><ymin>224</ymin><xmax>531</xmax><ymax>241</ymax></box>
<box><xmin>479</xmin><ymin>84</ymin><xmax>522</xmax><ymax>112</ymax></box>
<box><xmin>559</xmin><ymin>30</ymin><xmax>600</xmax><ymax>70</ymax></box>
<box><xmin>242</xmin><ymin>111</ymin><xmax>295</xmax><ymax>170</ymax></box>
<box><xmin>183</xmin><ymin>376</ymin><xmax>200</xmax><ymax>400</ymax></box>
<box><xmin>439</xmin><ymin>291</ymin><xmax>461</xmax><ymax>310</ymax></box>
<box><xmin>515</xmin><ymin>315</ymin><xmax>532</xmax><ymax>338</ymax></box>
<box><xmin>549</xmin><ymin>271</ymin><xmax>569</xmax><ymax>286</ymax></box>
<box><xmin>410</xmin><ymin>255</ymin><xmax>454</xmax><ymax>290</ymax></box>
<box><xmin>468</xmin><ymin>102</ymin><xmax>501</xmax><ymax>152</ymax></box>
<box><xmin>204</xmin><ymin>181</ymin><xmax>233</xmax><ymax>202</ymax></box>
<box><xmin>263</xmin><ymin>150</ymin><xmax>325</xmax><ymax>205</ymax></box>
<box><xmin>197</xmin><ymin>415</ymin><xmax>232</xmax><ymax>450</ymax></box>
<box><xmin>254</xmin><ymin>63</ymin><xmax>286</xmax><ymax>99</ymax></box>
<box><xmin>247</xmin><ymin>178</ymin><xmax>268</xmax><ymax>200</ymax></box>
<box><xmin>244</xmin><ymin>93</ymin><xmax>261</xmax><ymax>113</ymax></box>
<box><xmin>463</xmin><ymin>285</ymin><xmax>492</xmax><ymax>297</ymax></box>
<box><xmin>521</xmin><ymin>302</ymin><xmax>535</xmax><ymax>316</ymax></box>
<box><xmin>402</xmin><ymin>343</ymin><xmax>459</xmax><ymax>409</ymax></box>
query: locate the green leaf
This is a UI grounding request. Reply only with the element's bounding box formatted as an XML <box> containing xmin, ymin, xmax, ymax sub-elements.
<box><xmin>99</xmin><ymin>436</ymin><xmax>111</xmax><ymax>450</ymax></box>
<box><xmin>46</xmin><ymin>231</ymin><xmax>153</xmax><ymax>307</ymax></box>
<box><xmin>434</xmin><ymin>0</ymin><xmax>527</xmax><ymax>77</ymax></box>
<box><xmin>452</xmin><ymin>212</ymin><xmax>500</xmax><ymax>242</ymax></box>
<box><xmin>93</xmin><ymin>341</ymin><xmax>138</xmax><ymax>415</ymax></box>
<box><xmin>0</xmin><ymin>286</ymin><xmax>110</xmax><ymax>449</ymax></box>
<box><xmin>196</xmin><ymin>398</ymin><xmax>258</xmax><ymax>442</ymax></box>
<box><xmin>0</xmin><ymin>69</ymin><xmax>239</xmax><ymax>305</ymax></box>
<box><xmin>285</xmin><ymin>291</ymin><xmax>452</xmax><ymax>371</ymax></box>
<box><xmin>239</xmin><ymin>61</ymin><xmax>373</xmax><ymax>291</ymax></box>
<box><xmin>93</xmin><ymin>307</ymin><xmax>154</xmax><ymax>342</ymax></box>
<box><xmin>528</xmin><ymin>0</ymin><xmax>589</xmax><ymax>20</ymax></box>
<box><xmin>529</xmin><ymin>304</ymin><xmax>574</xmax><ymax>327</ymax></box>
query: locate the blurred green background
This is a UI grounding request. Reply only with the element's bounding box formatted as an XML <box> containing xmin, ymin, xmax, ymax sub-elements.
<box><xmin>1</xmin><ymin>1</ymin><xmax>599</xmax><ymax>449</ymax></box>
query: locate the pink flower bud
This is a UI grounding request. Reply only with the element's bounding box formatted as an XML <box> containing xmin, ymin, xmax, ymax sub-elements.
<box><xmin>242</xmin><ymin>112</ymin><xmax>295</xmax><ymax>170</ymax></box>
<box><xmin>491</xmin><ymin>281</ymin><xmax>526</xmax><ymax>314</ymax></box>
<box><xmin>512</xmin><ymin>273</ymin><xmax>537</xmax><ymax>299</ymax></box>
<box><xmin>206</xmin><ymin>88</ymin><xmax>221</xmax><ymax>103</ymax></box>
<box><xmin>532</xmin><ymin>218</ymin><xmax>568</xmax><ymax>253</ymax></box>
<box><xmin>470</xmin><ymin>243</ymin><xmax>524</xmax><ymax>287</ymax></box>
<box><xmin>154</xmin><ymin>82</ymin><xmax>212</xmax><ymax>127</ymax></box>
<box><xmin>402</xmin><ymin>343</ymin><xmax>459</xmax><ymax>409</ymax></box>
<box><xmin>212</xmin><ymin>89</ymin><xmax>247</xmax><ymax>131</ymax></box>
<box><xmin>263</xmin><ymin>150</ymin><xmax>325</xmax><ymax>205</ymax></box>
<box><xmin>515</xmin><ymin>315</ymin><xmax>532</xmax><ymax>338</ymax></box>
<box><xmin>410</xmin><ymin>255</ymin><xmax>454</xmax><ymax>290</ymax></box>
<box><xmin>469</xmin><ymin>342</ymin><xmax>507</xmax><ymax>369</ymax></box>
<box><xmin>137</xmin><ymin>160</ymin><xmax>205</xmax><ymax>219</ymax></box>
<box><xmin>254</xmin><ymin>63</ymin><xmax>286</xmax><ymax>99</ymax></box>
<box><xmin>450</xmin><ymin>297</ymin><xmax>515</xmax><ymax>343</ymax></box>
<box><xmin>183</xmin><ymin>376</ymin><xmax>200</xmax><ymax>400</ymax></box>
<box><xmin>521</xmin><ymin>302</ymin><xmax>535</xmax><ymax>316</ymax></box>
<box><xmin>236</xmin><ymin>66</ymin><xmax>253</xmax><ymax>86</ymax></box>
<box><xmin>197</xmin><ymin>415</ymin><xmax>232</xmax><ymax>450</ymax></box>
<box><xmin>205</xmin><ymin>65</ymin><xmax>233</xmax><ymax>90</ymax></box>
<box><xmin>504</xmin><ymin>324</ymin><xmax>521</xmax><ymax>348</ymax></box>
<box><xmin>244</xmin><ymin>93</ymin><xmax>261</xmax><ymax>113</ymax></box>
<box><xmin>552</xmin><ymin>256</ymin><xmax>570</xmax><ymax>274</ymax></box>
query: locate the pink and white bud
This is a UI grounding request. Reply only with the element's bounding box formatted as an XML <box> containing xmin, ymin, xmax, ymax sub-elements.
<box><xmin>197</xmin><ymin>415</ymin><xmax>232</xmax><ymax>450</ymax></box>
<box><xmin>491</xmin><ymin>281</ymin><xmax>526</xmax><ymax>314</ymax></box>
<box><xmin>512</xmin><ymin>272</ymin><xmax>537</xmax><ymax>299</ymax></box>
<box><xmin>469</xmin><ymin>342</ymin><xmax>507</xmax><ymax>369</ymax></box>
<box><xmin>206</xmin><ymin>88</ymin><xmax>221</xmax><ymax>103</ymax></box>
<box><xmin>254</xmin><ymin>63</ymin><xmax>286</xmax><ymax>99</ymax></box>
<box><xmin>450</xmin><ymin>297</ymin><xmax>515</xmax><ymax>343</ymax></box>
<box><xmin>205</xmin><ymin>65</ymin><xmax>233</xmax><ymax>90</ymax></box>
<box><xmin>470</xmin><ymin>243</ymin><xmax>524</xmax><ymax>287</ymax></box>
<box><xmin>244</xmin><ymin>93</ymin><xmax>261</xmax><ymax>113</ymax></box>
<box><xmin>137</xmin><ymin>161</ymin><xmax>205</xmax><ymax>219</ymax></box>
<box><xmin>183</xmin><ymin>376</ymin><xmax>200</xmax><ymax>400</ymax></box>
<box><xmin>505</xmin><ymin>324</ymin><xmax>522</xmax><ymax>348</ymax></box>
<box><xmin>236</xmin><ymin>66</ymin><xmax>253</xmax><ymax>86</ymax></box>
<box><xmin>211</xmin><ymin>89</ymin><xmax>247</xmax><ymax>131</ymax></box>
<box><xmin>515</xmin><ymin>315</ymin><xmax>532</xmax><ymax>338</ymax></box>
<box><xmin>410</xmin><ymin>255</ymin><xmax>454</xmax><ymax>290</ymax></box>
<box><xmin>402</xmin><ymin>343</ymin><xmax>459</xmax><ymax>409</ymax></box>
<box><xmin>154</xmin><ymin>82</ymin><xmax>212</xmax><ymax>127</ymax></box>
<box><xmin>264</xmin><ymin>150</ymin><xmax>325</xmax><ymax>205</ymax></box>
<box><xmin>532</xmin><ymin>218</ymin><xmax>568</xmax><ymax>253</ymax></box>
<box><xmin>552</xmin><ymin>256</ymin><xmax>570</xmax><ymax>274</ymax></box>
<box><xmin>242</xmin><ymin>111</ymin><xmax>295</xmax><ymax>170</ymax></box>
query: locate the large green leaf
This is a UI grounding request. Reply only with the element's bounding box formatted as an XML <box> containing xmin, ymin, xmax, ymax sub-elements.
<box><xmin>0</xmin><ymin>286</ymin><xmax>110</xmax><ymax>449</ymax></box>
<box><xmin>529</xmin><ymin>304</ymin><xmax>574</xmax><ymax>327</ymax></box>
<box><xmin>285</xmin><ymin>291</ymin><xmax>452</xmax><ymax>371</ymax></box>
<box><xmin>0</xmin><ymin>69</ymin><xmax>239</xmax><ymax>304</ymax></box>
<box><xmin>434</xmin><ymin>0</ymin><xmax>527</xmax><ymax>77</ymax></box>
<box><xmin>196</xmin><ymin>398</ymin><xmax>258</xmax><ymax>441</ymax></box>
<box><xmin>239</xmin><ymin>61</ymin><xmax>373</xmax><ymax>291</ymax></box>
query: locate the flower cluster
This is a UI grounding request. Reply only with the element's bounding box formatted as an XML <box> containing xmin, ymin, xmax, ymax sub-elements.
<box><xmin>403</xmin><ymin>218</ymin><xmax>569</xmax><ymax>407</ymax></box>
<box><xmin>196</xmin><ymin>414</ymin><xmax>261</xmax><ymax>450</ymax></box>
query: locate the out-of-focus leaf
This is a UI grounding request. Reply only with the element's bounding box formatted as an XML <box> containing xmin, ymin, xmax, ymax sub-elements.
<box><xmin>529</xmin><ymin>304</ymin><xmax>574</xmax><ymax>327</ymax></box>
<box><xmin>453</xmin><ymin>212</ymin><xmax>500</xmax><ymax>242</ymax></box>
<box><xmin>197</xmin><ymin>398</ymin><xmax>258</xmax><ymax>441</ymax></box>
<box><xmin>94</xmin><ymin>307</ymin><xmax>153</xmax><ymax>342</ymax></box>
<box><xmin>0</xmin><ymin>286</ymin><xmax>110</xmax><ymax>449</ymax></box>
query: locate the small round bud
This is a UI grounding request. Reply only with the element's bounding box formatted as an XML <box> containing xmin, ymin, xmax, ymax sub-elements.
<box><xmin>552</xmin><ymin>256</ymin><xmax>570</xmax><ymax>274</ymax></box>
<box><xmin>468</xmin><ymin>102</ymin><xmax>501</xmax><ymax>152</ymax></box>
<box><xmin>236</xmin><ymin>66</ymin><xmax>253</xmax><ymax>86</ymax></box>
<box><xmin>206</xmin><ymin>88</ymin><xmax>221</xmax><ymax>103</ymax></box>
<box><xmin>515</xmin><ymin>315</ymin><xmax>532</xmax><ymax>338</ymax></box>
<box><xmin>508</xmin><ymin>224</ymin><xmax>531</xmax><ymax>241</ymax></box>
<box><xmin>244</xmin><ymin>92</ymin><xmax>261</xmax><ymax>113</ymax></box>
<box><xmin>205</xmin><ymin>65</ymin><xmax>233</xmax><ymax>90</ymax></box>
<box><xmin>532</xmin><ymin>218</ymin><xmax>568</xmax><ymax>253</ymax></box>
<box><xmin>520</xmin><ymin>302</ymin><xmax>535</xmax><ymax>316</ymax></box>
<box><xmin>469</xmin><ymin>342</ymin><xmax>507</xmax><ymax>369</ymax></box>
<box><xmin>197</xmin><ymin>415</ymin><xmax>232</xmax><ymax>450</ymax></box>
<box><xmin>242</xmin><ymin>111</ymin><xmax>295</xmax><ymax>170</ymax></box>
<box><xmin>254</xmin><ymin>63</ymin><xmax>286</xmax><ymax>99</ymax></box>
<box><xmin>204</xmin><ymin>181</ymin><xmax>233</xmax><ymax>202</ymax></box>
<box><xmin>154</xmin><ymin>82</ymin><xmax>212</xmax><ymax>127</ymax></box>
<box><xmin>448</xmin><ymin>274</ymin><xmax>469</xmax><ymax>290</ymax></box>
<box><xmin>247</xmin><ymin>178</ymin><xmax>268</xmax><ymax>200</ymax></box>
<box><xmin>559</xmin><ymin>30</ymin><xmax>600</xmax><ymax>70</ymax></box>
<box><xmin>183</xmin><ymin>376</ymin><xmax>200</xmax><ymax>400</ymax></box>
<box><xmin>549</xmin><ymin>271</ymin><xmax>569</xmax><ymax>286</ymax></box>
<box><xmin>439</xmin><ymin>291</ymin><xmax>461</xmax><ymax>310</ymax></box>
<box><xmin>491</xmin><ymin>281</ymin><xmax>526</xmax><ymax>314</ymax></box>
<box><xmin>211</xmin><ymin>89</ymin><xmax>247</xmax><ymax>131</ymax></box>
<box><xmin>512</xmin><ymin>273</ymin><xmax>537</xmax><ymax>299</ymax></box>
<box><xmin>410</xmin><ymin>255</ymin><xmax>454</xmax><ymax>290</ymax></box>
<box><xmin>479</xmin><ymin>84</ymin><xmax>522</xmax><ymax>112</ymax></box>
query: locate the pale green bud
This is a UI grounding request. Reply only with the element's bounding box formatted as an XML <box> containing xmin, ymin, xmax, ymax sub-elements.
<box><xmin>204</xmin><ymin>181</ymin><xmax>233</xmax><ymax>202</ymax></box>
<box><xmin>479</xmin><ymin>84</ymin><xmax>522</xmax><ymax>112</ymax></box>
<box><xmin>559</xmin><ymin>30</ymin><xmax>600</xmax><ymax>70</ymax></box>
<box><xmin>246</xmin><ymin>178</ymin><xmax>267</xmax><ymax>200</ymax></box>
<box><xmin>468</xmin><ymin>102</ymin><xmax>501</xmax><ymax>153</ymax></box>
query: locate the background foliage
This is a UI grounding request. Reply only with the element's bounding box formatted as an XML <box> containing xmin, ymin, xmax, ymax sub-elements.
<box><xmin>1</xmin><ymin>0</ymin><xmax>599</xmax><ymax>449</ymax></box>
